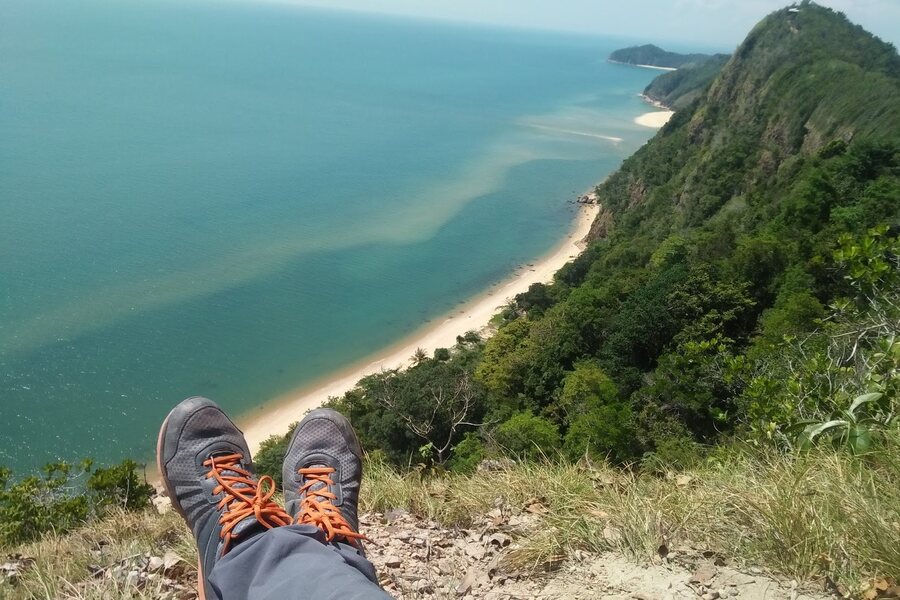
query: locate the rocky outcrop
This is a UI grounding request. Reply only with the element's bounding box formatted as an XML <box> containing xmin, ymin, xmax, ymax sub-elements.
<box><xmin>588</xmin><ymin>205</ymin><xmax>615</xmax><ymax>241</ymax></box>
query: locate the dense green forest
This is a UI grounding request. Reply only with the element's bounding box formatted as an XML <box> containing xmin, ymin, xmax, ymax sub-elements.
<box><xmin>256</xmin><ymin>1</ymin><xmax>900</xmax><ymax>475</ymax></box>
<box><xmin>608</xmin><ymin>44</ymin><xmax>716</xmax><ymax>69</ymax></box>
<box><xmin>642</xmin><ymin>54</ymin><xmax>729</xmax><ymax>110</ymax></box>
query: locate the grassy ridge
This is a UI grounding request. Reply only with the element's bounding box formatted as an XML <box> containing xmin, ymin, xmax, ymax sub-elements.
<box><xmin>364</xmin><ymin>439</ymin><xmax>900</xmax><ymax>589</ymax></box>
<box><xmin>3</xmin><ymin>440</ymin><xmax>898</xmax><ymax>598</ymax></box>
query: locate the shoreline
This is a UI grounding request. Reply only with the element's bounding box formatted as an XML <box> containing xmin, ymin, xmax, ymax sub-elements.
<box><xmin>634</xmin><ymin>110</ymin><xmax>674</xmax><ymax>128</ymax></box>
<box><xmin>634</xmin><ymin>93</ymin><xmax>675</xmax><ymax>128</ymax></box>
<box><xmin>639</xmin><ymin>93</ymin><xmax>672</xmax><ymax>111</ymax></box>
<box><xmin>236</xmin><ymin>202</ymin><xmax>601</xmax><ymax>456</ymax></box>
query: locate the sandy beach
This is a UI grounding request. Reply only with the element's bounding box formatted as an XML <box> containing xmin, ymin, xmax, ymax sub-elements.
<box><xmin>238</xmin><ymin>202</ymin><xmax>600</xmax><ymax>454</ymax></box>
<box><xmin>634</xmin><ymin>110</ymin><xmax>674</xmax><ymax>128</ymax></box>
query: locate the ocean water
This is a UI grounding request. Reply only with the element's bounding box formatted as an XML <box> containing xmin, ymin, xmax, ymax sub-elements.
<box><xmin>0</xmin><ymin>0</ymin><xmax>661</xmax><ymax>472</ymax></box>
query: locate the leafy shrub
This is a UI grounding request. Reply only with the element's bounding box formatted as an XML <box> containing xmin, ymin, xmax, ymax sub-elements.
<box><xmin>515</xmin><ymin>282</ymin><xmax>555</xmax><ymax>317</ymax></box>
<box><xmin>0</xmin><ymin>459</ymin><xmax>150</xmax><ymax>547</ymax></box>
<box><xmin>560</xmin><ymin>361</ymin><xmax>618</xmax><ymax>416</ymax></box>
<box><xmin>326</xmin><ymin>340</ymin><xmax>488</xmax><ymax>466</ymax></box>
<box><xmin>740</xmin><ymin>227</ymin><xmax>899</xmax><ymax>450</ymax></box>
<box><xmin>254</xmin><ymin>424</ymin><xmax>296</xmax><ymax>487</ymax></box>
<box><xmin>564</xmin><ymin>403</ymin><xmax>634</xmax><ymax>462</ymax></box>
<box><xmin>640</xmin><ymin>436</ymin><xmax>705</xmax><ymax>472</ymax></box>
<box><xmin>756</xmin><ymin>291</ymin><xmax>824</xmax><ymax>345</ymax></box>
<box><xmin>87</xmin><ymin>459</ymin><xmax>154</xmax><ymax>511</ymax></box>
<box><xmin>447</xmin><ymin>433</ymin><xmax>485</xmax><ymax>474</ymax></box>
<box><xmin>494</xmin><ymin>412</ymin><xmax>560</xmax><ymax>459</ymax></box>
<box><xmin>795</xmin><ymin>392</ymin><xmax>894</xmax><ymax>453</ymax></box>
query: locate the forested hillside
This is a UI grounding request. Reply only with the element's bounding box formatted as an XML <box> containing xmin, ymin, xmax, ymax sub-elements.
<box><xmin>282</xmin><ymin>1</ymin><xmax>900</xmax><ymax>471</ymax></box>
<box><xmin>642</xmin><ymin>54</ymin><xmax>729</xmax><ymax>109</ymax></box>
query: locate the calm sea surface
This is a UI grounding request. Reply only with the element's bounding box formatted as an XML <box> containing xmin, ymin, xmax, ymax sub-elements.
<box><xmin>0</xmin><ymin>0</ymin><xmax>661</xmax><ymax>472</ymax></box>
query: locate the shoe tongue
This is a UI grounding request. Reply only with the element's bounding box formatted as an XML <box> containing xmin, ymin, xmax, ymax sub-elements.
<box><xmin>210</xmin><ymin>452</ymin><xmax>251</xmax><ymax>487</ymax></box>
<box><xmin>211</xmin><ymin>454</ymin><xmax>269</xmax><ymax>545</ymax></box>
<box><xmin>210</xmin><ymin>452</ymin><xmax>256</xmax><ymax>510</ymax></box>
<box><xmin>307</xmin><ymin>463</ymin><xmax>332</xmax><ymax>502</ymax></box>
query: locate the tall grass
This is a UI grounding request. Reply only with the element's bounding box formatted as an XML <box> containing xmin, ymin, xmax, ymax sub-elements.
<box><xmin>3</xmin><ymin>438</ymin><xmax>896</xmax><ymax>599</ymax></box>
<box><xmin>361</xmin><ymin>435</ymin><xmax>900</xmax><ymax>589</ymax></box>
<box><xmin>2</xmin><ymin>509</ymin><xmax>195</xmax><ymax>600</ymax></box>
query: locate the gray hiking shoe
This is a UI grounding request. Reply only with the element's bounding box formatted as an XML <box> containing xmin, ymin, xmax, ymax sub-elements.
<box><xmin>282</xmin><ymin>408</ymin><xmax>367</xmax><ymax>547</ymax></box>
<box><xmin>157</xmin><ymin>397</ymin><xmax>292</xmax><ymax>599</ymax></box>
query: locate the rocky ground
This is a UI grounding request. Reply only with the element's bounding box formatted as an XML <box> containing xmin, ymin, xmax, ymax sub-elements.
<box><xmin>4</xmin><ymin>502</ymin><xmax>842</xmax><ymax>600</ymax></box>
<box><xmin>364</xmin><ymin>503</ymin><xmax>835</xmax><ymax>600</ymax></box>
<box><xmin>4</xmin><ymin>494</ymin><xmax>896</xmax><ymax>600</ymax></box>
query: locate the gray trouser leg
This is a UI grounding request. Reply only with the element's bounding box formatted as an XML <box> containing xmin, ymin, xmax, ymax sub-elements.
<box><xmin>208</xmin><ymin>525</ymin><xmax>393</xmax><ymax>600</ymax></box>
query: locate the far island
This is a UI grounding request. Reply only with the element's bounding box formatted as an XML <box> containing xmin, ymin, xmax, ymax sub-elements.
<box><xmin>608</xmin><ymin>43</ymin><xmax>715</xmax><ymax>69</ymax></box>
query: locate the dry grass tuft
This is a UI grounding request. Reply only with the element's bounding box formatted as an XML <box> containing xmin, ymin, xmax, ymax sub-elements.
<box><xmin>2</xmin><ymin>509</ymin><xmax>195</xmax><ymax>600</ymax></box>
<box><xmin>362</xmin><ymin>437</ymin><xmax>900</xmax><ymax>591</ymax></box>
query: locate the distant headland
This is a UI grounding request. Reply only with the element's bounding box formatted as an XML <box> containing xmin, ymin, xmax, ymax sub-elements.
<box><xmin>608</xmin><ymin>43</ymin><xmax>715</xmax><ymax>70</ymax></box>
<box><xmin>610</xmin><ymin>44</ymin><xmax>731</xmax><ymax>126</ymax></box>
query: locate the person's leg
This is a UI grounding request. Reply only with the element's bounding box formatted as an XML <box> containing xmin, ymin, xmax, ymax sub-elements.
<box><xmin>281</xmin><ymin>408</ymin><xmax>366</xmax><ymax>545</ymax></box>
<box><xmin>271</xmin><ymin>407</ymin><xmax>393</xmax><ymax>599</ymax></box>
<box><xmin>159</xmin><ymin>397</ymin><xmax>392</xmax><ymax>600</ymax></box>
<box><xmin>157</xmin><ymin>397</ymin><xmax>293</xmax><ymax>600</ymax></box>
<box><xmin>207</xmin><ymin>525</ymin><xmax>391</xmax><ymax>599</ymax></box>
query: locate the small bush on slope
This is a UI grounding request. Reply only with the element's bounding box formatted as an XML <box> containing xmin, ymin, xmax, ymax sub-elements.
<box><xmin>0</xmin><ymin>508</ymin><xmax>194</xmax><ymax>600</ymax></box>
<box><xmin>0</xmin><ymin>460</ymin><xmax>152</xmax><ymax>547</ymax></box>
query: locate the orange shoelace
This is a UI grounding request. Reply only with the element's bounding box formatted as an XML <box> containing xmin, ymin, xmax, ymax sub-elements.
<box><xmin>296</xmin><ymin>466</ymin><xmax>368</xmax><ymax>547</ymax></box>
<box><xmin>204</xmin><ymin>453</ymin><xmax>292</xmax><ymax>553</ymax></box>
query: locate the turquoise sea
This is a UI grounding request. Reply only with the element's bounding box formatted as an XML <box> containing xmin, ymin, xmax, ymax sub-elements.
<box><xmin>0</xmin><ymin>0</ymin><xmax>662</xmax><ymax>472</ymax></box>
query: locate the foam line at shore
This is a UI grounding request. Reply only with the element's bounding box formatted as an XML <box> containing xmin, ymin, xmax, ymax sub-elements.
<box><xmin>608</xmin><ymin>59</ymin><xmax>678</xmax><ymax>72</ymax></box>
<box><xmin>634</xmin><ymin>63</ymin><xmax>677</xmax><ymax>71</ymax></box>
<box><xmin>237</xmin><ymin>203</ymin><xmax>600</xmax><ymax>454</ymax></box>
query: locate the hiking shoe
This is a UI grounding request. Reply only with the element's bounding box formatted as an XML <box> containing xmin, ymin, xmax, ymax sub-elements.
<box><xmin>282</xmin><ymin>408</ymin><xmax>367</xmax><ymax>547</ymax></box>
<box><xmin>157</xmin><ymin>397</ymin><xmax>292</xmax><ymax>599</ymax></box>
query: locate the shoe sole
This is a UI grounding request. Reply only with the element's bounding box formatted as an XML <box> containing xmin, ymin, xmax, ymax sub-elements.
<box><xmin>157</xmin><ymin>403</ymin><xmax>207</xmax><ymax>600</ymax></box>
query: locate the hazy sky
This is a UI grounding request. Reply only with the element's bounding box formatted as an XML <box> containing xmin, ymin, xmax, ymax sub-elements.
<box><xmin>273</xmin><ymin>0</ymin><xmax>900</xmax><ymax>49</ymax></box>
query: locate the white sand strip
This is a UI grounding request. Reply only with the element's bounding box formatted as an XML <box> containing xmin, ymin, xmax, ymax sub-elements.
<box><xmin>238</xmin><ymin>203</ymin><xmax>600</xmax><ymax>454</ymax></box>
<box><xmin>634</xmin><ymin>110</ymin><xmax>674</xmax><ymax>128</ymax></box>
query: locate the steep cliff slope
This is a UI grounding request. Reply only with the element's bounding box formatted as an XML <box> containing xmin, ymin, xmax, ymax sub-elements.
<box><xmin>642</xmin><ymin>55</ymin><xmax>729</xmax><ymax>110</ymax></box>
<box><xmin>597</xmin><ymin>2</ymin><xmax>900</xmax><ymax>238</ymax></box>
